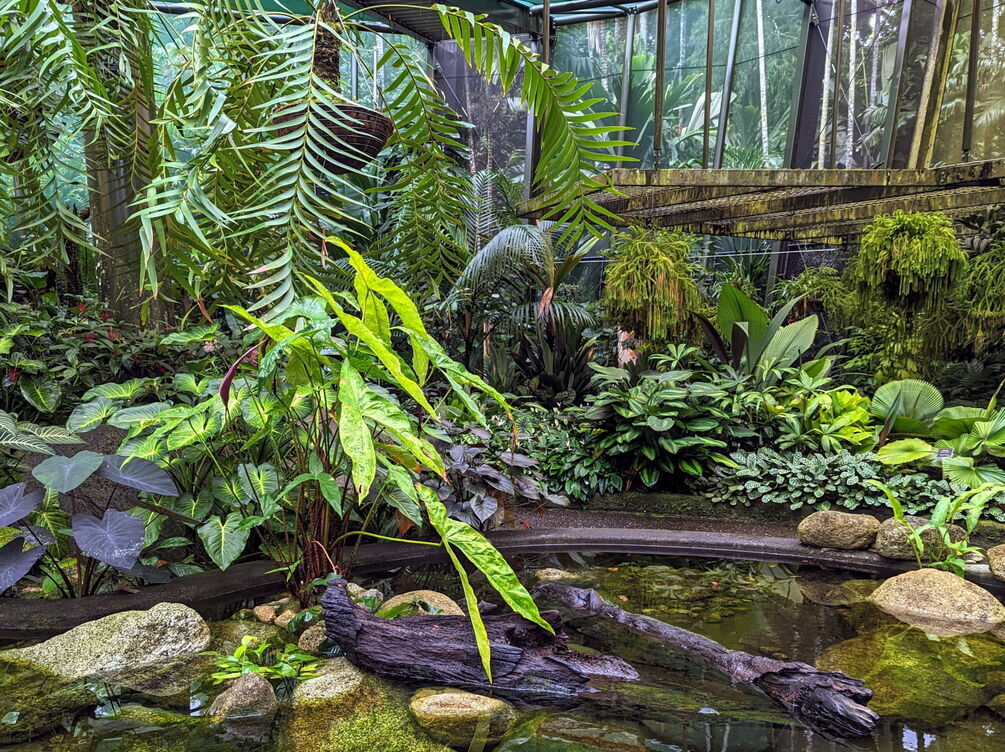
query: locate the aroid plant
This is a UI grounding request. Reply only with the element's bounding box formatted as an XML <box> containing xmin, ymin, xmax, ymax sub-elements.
<box><xmin>0</xmin><ymin>451</ymin><xmax>180</xmax><ymax>597</ymax></box>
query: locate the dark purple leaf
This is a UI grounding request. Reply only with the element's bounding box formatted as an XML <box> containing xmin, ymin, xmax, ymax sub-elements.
<box><xmin>498</xmin><ymin>451</ymin><xmax>538</xmax><ymax>468</ymax></box>
<box><xmin>0</xmin><ymin>482</ymin><xmax>41</xmax><ymax>527</ymax></box>
<box><xmin>468</xmin><ymin>428</ymin><xmax>491</xmax><ymax>441</ymax></box>
<box><xmin>543</xmin><ymin>492</ymin><xmax>571</xmax><ymax>507</ymax></box>
<box><xmin>17</xmin><ymin>524</ymin><xmax>56</xmax><ymax>546</ymax></box>
<box><xmin>71</xmin><ymin>510</ymin><xmax>145</xmax><ymax>569</ymax></box>
<box><xmin>513</xmin><ymin>475</ymin><xmax>542</xmax><ymax>500</ymax></box>
<box><xmin>0</xmin><ymin>538</ymin><xmax>44</xmax><ymax>592</ymax></box>
<box><xmin>116</xmin><ymin>561</ymin><xmax>171</xmax><ymax>584</ymax></box>
<box><xmin>98</xmin><ymin>455</ymin><xmax>178</xmax><ymax>497</ymax></box>
<box><xmin>32</xmin><ymin>451</ymin><xmax>103</xmax><ymax>492</ymax></box>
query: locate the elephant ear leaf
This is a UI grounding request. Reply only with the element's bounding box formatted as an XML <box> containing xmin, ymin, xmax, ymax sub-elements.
<box><xmin>0</xmin><ymin>537</ymin><xmax>45</xmax><ymax>593</ymax></box>
<box><xmin>0</xmin><ymin>482</ymin><xmax>41</xmax><ymax>527</ymax></box>
<box><xmin>197</xmin><ymin>513</ymin><xmax>249</xmax><ymax>571</ymax></box>
<box><xmin>71</xmin><ymin>510</ymin><xmax>145</xmax><ymax>569</ymax></box>
<box><xmin>98</xmin><ymin>455</ymin><xmax>178</xmax><ymax>497</ymax></box>
<box><xmin>32</xmin><ymin>451</ymin><xmax>104</xmax><ymax>492</ymax></box>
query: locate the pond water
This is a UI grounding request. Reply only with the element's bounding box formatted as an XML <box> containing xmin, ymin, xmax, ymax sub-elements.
<box><xmin>3</xmin><ymin>554</ymin><xmax>1005</xmax><ymax>752</ymax></box>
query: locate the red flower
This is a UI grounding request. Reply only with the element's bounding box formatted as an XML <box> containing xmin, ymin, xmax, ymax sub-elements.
<box><xmin>84</xmin><ymin>332</ymin><xmax>98</xmax><ymax>344</ymax></box>
<box><xmin>6</xmin><ymin>368</ymin><xmax>18</xmax><ymax>383</ymax></box>
<box><xmin>76</xmin><ymin>302</ymin><xmax>86</xmax><ymax>315</ymax></box>
<box><xmin>99</xmin><ymin>310</ymin><xmax>111</xmax><ymax>321</ymax></box>
<box><xmin>106</xmin><ymin>327</ymin><xmax>121</xmax><ymax>341</ymax></box>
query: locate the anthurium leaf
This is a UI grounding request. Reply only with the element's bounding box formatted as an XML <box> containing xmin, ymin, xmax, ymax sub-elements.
<box><xmin>0</xmin><ymin>537</ymin><xmax>44</xmax><ymax>593</ymax></box>
<box><xmin>32</xmin><ymin>451</ymin><xmax>104</xmax><ymax>492</ymax></box>
<box><xmin>71</xmin><ymin>510</ymin><xmax>145</xmax><ymax>569</ymax></box>
<box><xmin>0</xmin><ymin>482</ymin><xmax>41</xmax><ymax>527</ymax></box>
<box><xmin>66</xmin><ymin>396</ymin><xmax>120</xmax><ymax>434</ymax></box>
<box><xmin>19</xmin><ymin>375</ymin><xmax>61</xmax><ymax>413</ymax></box>
<box><xmin>98</xmin><ymin>455</ymin><xmax>178</xmax><ymax>497</ymax></box>
<box><xmin>198</xmin><ymin>513</ymin><xmax>249</xmax><ymax>570</ymax></box>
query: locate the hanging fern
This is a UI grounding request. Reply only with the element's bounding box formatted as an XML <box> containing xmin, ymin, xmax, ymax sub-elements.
<box><xmin>847</xmin><ymin>210</ymin><xmax>967</xmax><ymax>311</ymax></box>
<box><xmin>957</xmin><ymin>243</ymin><xmax>1005</xmax><ymax>352</ymax></box>
<box><xmin>602</xmin><ymin>227</ymin><xmax>704</xmax><ymax>347</ymax></box>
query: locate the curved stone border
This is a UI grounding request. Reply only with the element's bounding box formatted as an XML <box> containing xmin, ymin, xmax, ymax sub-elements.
<box><xmin>3</xmin><ymin>526</ymin><xmax>1003</xmax><ymax>640</ymax></box>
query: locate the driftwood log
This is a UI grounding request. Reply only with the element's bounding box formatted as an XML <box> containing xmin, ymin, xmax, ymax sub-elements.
<box><xmin>320</xmin><ymin>579</ymin><xmax>639</xmax><ymax>705</ymax></box>
<box><xmin>321</xmin><ymin>579</ymin><xmax>878</xmax><ymax>738</ymax></box>
<box><xmin>533</xmin><ymin>583</ymin><xmax>879</xmax><ymax>739</ymax></box>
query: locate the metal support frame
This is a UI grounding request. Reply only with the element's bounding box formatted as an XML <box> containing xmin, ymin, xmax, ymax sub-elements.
<box><xmin>654</xmin><ymin>0</ymin><xmax>668</xmax><ymax>167</ymax></box>
<box><xmin>879</xmin><ymin>0</ymin><xmax>915</xmax><ymax>167</ymax></box>
<box><xmin>702</xmin><ymin>0</ymin><xmax>715</xmax><ymax>167</ymax></box>
<box><xmin>713</xmin><ymin>0</ymin><xmax>743</xmax><ymax>168</ymax></box>
<box><xmin>828</xmin><ymin>0</ymin><xmax>845</xmax><ymax>167</ymax></box>
<box><xmin>543</xmin><ymin>0</ymin><xmax>552</xmax><ymax>63</ymax></box>
<box><xmin>962</xmin><ymin>0</ymin><xmax>982</xmax><ymax>160</ymax></box>
<box><xmin>618</xmin><ymin>12</ymin><xmax>638</xmax><ymax>157</ymax></box>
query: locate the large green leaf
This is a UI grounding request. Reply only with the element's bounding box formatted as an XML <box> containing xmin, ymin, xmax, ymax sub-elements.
<box><xmin>425</xmin><ymin>493</ymin><xmax>551</xmax><ymax>633</ymax></box>
<box><xmin>197</xmin><ymin>513</ymin><xmax>249</xmax><ymax>570</ymax></box>
<box><xmin>716</xmin><ymin>285</ymin><xmax>768</xmax><ymax>356</ymax></box>
<box><xmin>32</xmin><ymin>450</ymin><xmax>104</xmax><ymax>492</ymax></box>
<box><xmin>931</xmin><ymin>406</ymin><xmax>987</xmax><ymax>440</ymax></box>
<box><xmin>758</xmin><ymin>315</ymin><xmax>818</xmax><ymax>371</ymax></box>
<box><xmin>942</xmin><ymin>457</ymin><xmax>1005</xmax><ymax>489</ymax></box>
<box><xmin>337</xmin><ymin>363</ymin><xmax>376</xmax><ymax>497</ymax></box>
<box><xmin>235</xmin><ymin>463</ymin><xmax>280</xmax><ymax>503</ymax></box>
<box><xmin>17</xmin><ymin>422</ymin><xmax>84</xmax><ymax>446</ymax></box>
<box><xmin>166</xmin><ymin>409</ymin><xmax>222</xmax><ymax>451</ymax></box>
<box><xmin>108</xmin><ymin>402</ymin><xmax>173</xmax><ymax>430</ymax></box>
<box><xmin>67</xmin><ymin>397</ymin><xmax>120</xmax><ymax>433</ymax></box>
<box><xmin>877</xmin><ymin>438</ymin><xmax>936</xmax><ymax>466</ymax></box>
<box><xmin>870</xmin><ymin>379</ymin><xmax>944</xmax><ymax>431</ymax></box>
<box><xmin>20</xmin><ymin>375</ymin><xmax>61</xmax><ymax>413</ymax></box>
<box><xmin>82</xmin><ymin>379</ymin><xmax>150</xmax><ymax>401</ymax></box>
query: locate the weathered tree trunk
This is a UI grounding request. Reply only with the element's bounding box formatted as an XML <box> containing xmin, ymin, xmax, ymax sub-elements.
<box><xmin>534</xmin><ymin>583</ymin><xmax>879</xmax><ymax>739</ymax></box>
<box><xmin>321</xmin><ymin>581</ymin><xmax>878</xmax><ymax>738</ymax></box>
<box><xmin>320</xmin><ymin>580</ymin><xmax>639</xmax><ymax>705</ymax></box>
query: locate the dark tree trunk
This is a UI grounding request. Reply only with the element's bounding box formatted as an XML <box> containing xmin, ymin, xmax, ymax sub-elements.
<box><xmin>321</xmin><ymin>580</ymin><xmax>879</xmax><ymax>739</ymax></box>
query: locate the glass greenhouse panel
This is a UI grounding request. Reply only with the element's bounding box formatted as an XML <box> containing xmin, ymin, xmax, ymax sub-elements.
<box><xmin>933</xmin><ymin>0</ymin><xmax>1005</xmax><ymax>164</ymax></box>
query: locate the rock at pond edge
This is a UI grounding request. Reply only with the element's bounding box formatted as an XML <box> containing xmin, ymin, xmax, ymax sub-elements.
<box><xmin>409</xmin><ymin>687</ymin><xmax>516</xmax><ymax>747</ymax></box>
<box><xmin>797</xmin><ymin>511</ymin><xmax>880</xmax><ymax>550</ymax></box>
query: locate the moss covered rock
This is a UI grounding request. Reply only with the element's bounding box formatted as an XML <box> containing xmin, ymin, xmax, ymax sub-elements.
<box><xmin>494</xmin><ymin>715</ymin><xmax>651</xmax><ymax>752</ymax></box>
<box><xmin>379</xmin><ymin>590</ymin><xmax>463</xmax><ymax>617</ymax></box>
<box><xmin>409</xmin><ymin>687</ymin><xmax>515</xmax><ymax>747</ymax></box>
<box><xmin>4</xmin><ymin>603</ymin><xmax>209</xmax><ymax>699</ymax></box>
<box><xmin>817</xmin><ymin>625</ymin><xmax>1005</xmax><ymax>722</ymax></box>
<box><xmin>868</xmin><ymin>569</ymin><xmax>1005</xmax><ymax>636</ymax></box>
<box><xmin>208</xmin><ymin>672</ymin><xmax>278</xmax><ymax>742</ymax></box>
<box><xmin>797</xmin><ymin>511</ymin><xmax>880</xmax><ymax>550</ymax></box>
<box><xmin>872</xmin><ymin>516</ymin><xmax>965</xmax><ymax>560</ymax></box>
<box><xmin>0</xmin><ymin>653</ymin><xmax>98</xmax><ymax>743</ymax></box>
<box><xmin>278</xmin><ymin>659</ymin><xmax>449</xmax><ymax>752</ymax></box>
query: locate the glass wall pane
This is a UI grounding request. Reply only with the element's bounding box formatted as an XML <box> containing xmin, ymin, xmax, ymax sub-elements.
<box><xmin>932</xmin><ymin>0</ymin><xmax>1005</xmax><ymax>164</ymax></box>
<box><xmin>721</xmin><ymin>0</ymin><xmax>803</xmax><ymax>167</ymax></box>
<box><xmin>814</xmin><ymin>0</ymin><xmax>905</xmax><ymax>168</ymax></box>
